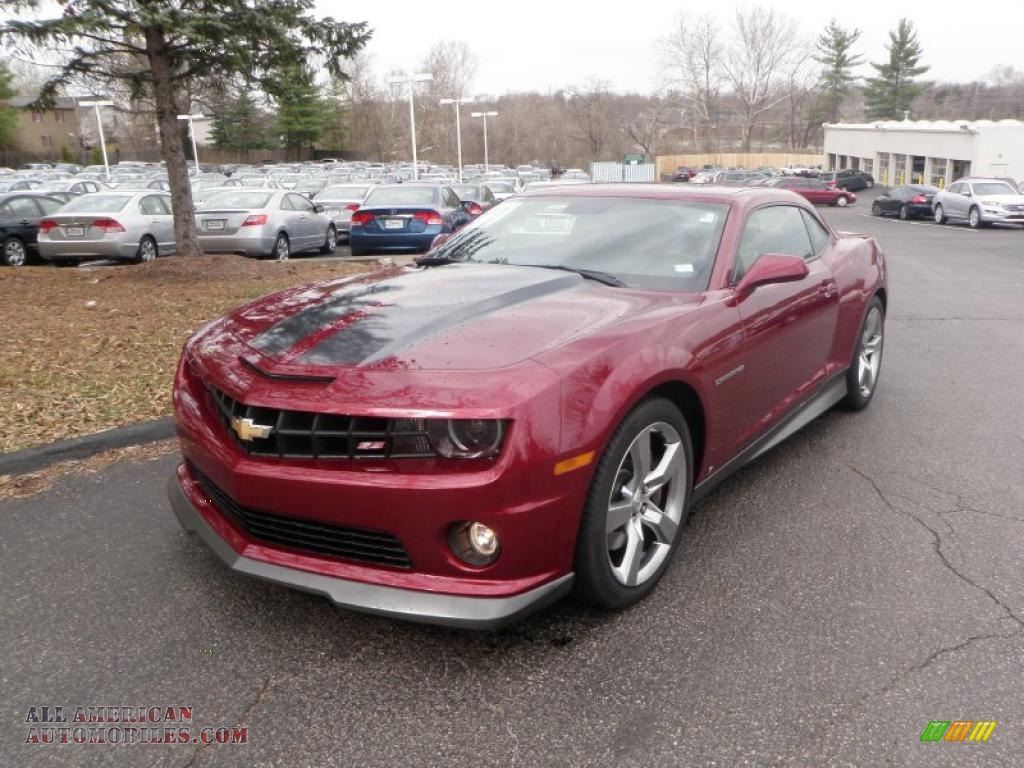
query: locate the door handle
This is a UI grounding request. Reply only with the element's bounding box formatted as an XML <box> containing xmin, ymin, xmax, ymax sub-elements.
<box><xmin>150</xmin><ymin>219</ymin><xmax>160</xmax><ymax>224</ymax></box>
<box><xmin>820</xmin><ymin>283</ymin><xmax>838</xmax><ymax>299</ymax></box>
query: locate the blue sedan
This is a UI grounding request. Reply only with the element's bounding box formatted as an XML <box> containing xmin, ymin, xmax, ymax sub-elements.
<box><xmin>349</xmin><ymin>183</ymin><xmax>471</xmax><ymax>256</ymax></box>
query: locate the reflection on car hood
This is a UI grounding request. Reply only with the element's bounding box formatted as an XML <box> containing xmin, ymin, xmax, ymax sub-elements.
<box><xmin>216</xmin><ymin>263</ymin><xmax>690</xmax><ymax>371</ymax></box>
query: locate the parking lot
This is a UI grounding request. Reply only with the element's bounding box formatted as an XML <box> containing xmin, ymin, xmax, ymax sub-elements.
<box><xmin>2</xmin><ymin>189</ymin><xmax>1023</xmax><ymax>767</ymax></box>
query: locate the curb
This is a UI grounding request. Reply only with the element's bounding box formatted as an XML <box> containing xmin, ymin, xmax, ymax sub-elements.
<box><xmin>0</xmin><ymin>418</ymin><xmax>176</xmax><ymax>477</ymax></box>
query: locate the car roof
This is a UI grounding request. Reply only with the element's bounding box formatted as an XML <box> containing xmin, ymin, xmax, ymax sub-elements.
<box><xmin>519</xmin><ymin>182</ymin><xmax>800</xmax><ymax>207</ymax></box>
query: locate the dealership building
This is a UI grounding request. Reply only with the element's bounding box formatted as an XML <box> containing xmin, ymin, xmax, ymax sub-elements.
<box><xmin>823</xmin><ymin>119</ymin><xmax>1024</xmax><ymax>188</ymax></box>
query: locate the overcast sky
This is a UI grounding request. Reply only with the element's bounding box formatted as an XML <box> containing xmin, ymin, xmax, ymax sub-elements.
<box><xmin>321</xmin><ymin>0</ymin><xmax>1018</xmax><ymax>95</ymax></box>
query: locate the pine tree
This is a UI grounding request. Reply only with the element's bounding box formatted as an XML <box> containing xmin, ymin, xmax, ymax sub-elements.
<box><xmin>211</xmin><ymin>92</ymin><xmax>271</xmax><ymax>156</ymax></box>
<box><xmin>273</xmin><ymin>66</ymin><xmax>326</xmax><ymax>159</ymax></box>
<box><xmin>864</xmin><ymin>18</ymin><xmax>929</xmax><ymax>120</ymax></box>
<box><xmin>0</xmin><ymin>62</ymin><xmax>17</xmax><ymax>149</ymax></box>
<box><xmin>814</xmin><ymin>20</ymin><xmax>864</xmax><ymax>123</ymax></box>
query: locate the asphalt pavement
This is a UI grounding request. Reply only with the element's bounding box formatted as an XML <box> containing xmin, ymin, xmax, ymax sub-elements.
<box><xmin>3</xmin><ymin>190</ymin><xmax>1023</xmax><ymax>767</ymax></box>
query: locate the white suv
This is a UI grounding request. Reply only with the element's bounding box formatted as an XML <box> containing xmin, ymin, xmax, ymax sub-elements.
<box><xmin>932</xmin><ymin>178</ymin><xmax>1024</xmax><ymax>228</ymax></box>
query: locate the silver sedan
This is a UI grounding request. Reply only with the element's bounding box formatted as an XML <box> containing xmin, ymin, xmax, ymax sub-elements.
<box><xmin>37</xmin><ymin>191</ymin><xmax>175</xmax><ymax>264</ymax></box>
<box><xmin>312</xmin><ymin>184</ymin><xmax>372</xmax><ymax>237</ymax></box>
<box><xmin>194</xmin><ymin>189</ymin><xmax>337</xmax><ymax>260</ymax></box>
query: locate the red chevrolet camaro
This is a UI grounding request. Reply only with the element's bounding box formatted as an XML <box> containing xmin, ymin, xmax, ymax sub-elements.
<box><xmin>168</xmin><ymin>184</ymin><xmax>887</xmax><ymax>628</ymax></box>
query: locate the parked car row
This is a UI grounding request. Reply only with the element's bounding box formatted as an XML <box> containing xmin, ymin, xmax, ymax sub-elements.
<box><xmin>873</xmin><ymin>178</ymin><xmax>1024</xmax><ymax>228</ymax></box>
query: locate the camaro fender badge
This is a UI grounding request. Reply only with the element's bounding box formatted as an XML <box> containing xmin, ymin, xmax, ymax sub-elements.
<box><xmin>230</xmin><ymin>416</ymin><xmax>274</xmax><ymax>441</ymax></box>
<box><xmin>715</xmin><ymin>364</ymin><xmax>745</xmax><ymax>386</ymax></box>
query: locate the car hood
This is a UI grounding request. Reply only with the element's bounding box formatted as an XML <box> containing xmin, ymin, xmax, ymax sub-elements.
<box><xmin>209</xmin><ymin>263</ymin><xmax>695</xmax><ymax>372</ymax></box>
<box><xmin>978</xmin><ymin>194</ymin><xmax>1024</xmax><ymax>204</ymax></box>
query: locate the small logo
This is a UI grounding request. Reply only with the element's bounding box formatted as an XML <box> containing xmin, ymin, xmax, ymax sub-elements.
<box><xmin>230</xmin><ymin>416</ymin><xmax>273</xmax><ymax>442</ymax></box>
<box><xmin>920</xmin><ymin>720</ymin><xmax>997</xmax><ymax>742</ymax></box>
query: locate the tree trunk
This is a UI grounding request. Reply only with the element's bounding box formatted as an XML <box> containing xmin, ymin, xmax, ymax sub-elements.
<box><xmin>145</xmin><ymin>27</ymin><xmax>202</xmax><ymax>258</ymax></box>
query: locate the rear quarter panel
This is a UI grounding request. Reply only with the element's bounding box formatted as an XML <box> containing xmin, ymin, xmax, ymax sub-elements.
<box><xmin>824</xmin><ymin>233</ymin><xmax>887</xmax><ymax>368</ymax></box>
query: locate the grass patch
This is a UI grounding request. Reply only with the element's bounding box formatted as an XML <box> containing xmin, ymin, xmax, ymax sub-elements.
<box><xmin>1</xmin><ymin>255</ymin><xmax>381</xmax><ymax>453</ymax></box>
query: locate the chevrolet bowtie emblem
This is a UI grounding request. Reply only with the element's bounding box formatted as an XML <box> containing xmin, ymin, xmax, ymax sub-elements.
<box><xmin>230</xmin><ymin>416</ymin><xmax>274</xmax><ymax>442</ymax></box>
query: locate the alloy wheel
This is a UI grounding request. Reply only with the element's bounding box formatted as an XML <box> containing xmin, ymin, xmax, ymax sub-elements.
<box><xmin>139</xmin><ymin>238</ymin><xmax>156</xmax><ymax>262</ymax></box>
<box><xmin>327</xmin><ymin>227</ymin><xmax>336</xmax><ymax>250</ymax></box>
<box><xmin>857</xmin><ymin>306</ymin><xmax>884</xmax><ymax>398</ymax></box>
<box><xmin>275</xmin><ymin>235</ymin><xmax>289</xmax><ymax>260</ymax></box>
<box><xmin>969</xmin><ymin>208</ymin><xmax>981</xmax><ymax>228</ymax></box>
<box><xmin>4</xmin><ymin>239</ymin><xmax>26</xmax><ymax>267</ymax></box>
<box><xmin>836</xmin><ymin>196</ymin><xmax>849</xmax><ymax>207</ymax></box>
<box><xmin>605</xmin><ymin>422</ymin><xmax>687</xmax><ymax>587</ymax></box>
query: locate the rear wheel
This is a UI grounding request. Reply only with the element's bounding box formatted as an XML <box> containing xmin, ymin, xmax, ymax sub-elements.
<box><xmin>320</xmin><ymin>225</ymin><xmax>337</xmax><ymax>254</ymax></box>
<box><xmin>840</xmin><ymin>296</ymin><xmax>885</xmax><ymax>411</ymax></box>
<box><xmin>271</xmin><ymin>233</ymin><xmax>289</xmax><ymax>261</ymax></box>
<box><xmin>2</xmin><ymin>236</ymin><xmax>27</xmax><ymax>267</ymax></box>
<box><xmin>135</xmin><ymin>236</ymin><xmax>157</xmax><ymax>263</ymax></box>
<box><xmin>573</xmin><ymin>397</ymin><xmax>692</xmax><ymax>611</ymax></box>
<box><xmin>899</xmin><ymin>204</ymin><xmax>910</xmax><ymax>220</ymax></box>
<box><xmin>865</xmin><ymin>179</ymin><xmax>874</xmax><ymax>188</ymax></box>
<box><xmin>934</xmin><ymin>204</ymin><xmax>947</xmax><ymax>225</ymax></box>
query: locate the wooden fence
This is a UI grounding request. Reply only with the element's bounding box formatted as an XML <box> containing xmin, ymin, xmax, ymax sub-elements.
<box><xmin>656</xmin><ymin>152</ymin><xmax>824</xmax><ymax>177</ymax></box>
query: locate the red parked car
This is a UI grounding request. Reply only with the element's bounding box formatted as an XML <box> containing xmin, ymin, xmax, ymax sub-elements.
<box><xmin>168</xmin><ymin>185</ymin><xmax>887</xmax><ymax>628</ymax></box>
<box><xmin>765</xmin><ymin>176</ymin><xmax>856</xmax><ymax>207</ymax></box>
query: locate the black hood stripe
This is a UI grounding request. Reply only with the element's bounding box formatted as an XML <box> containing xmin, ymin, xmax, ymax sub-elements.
<box><xmin>299</xmin><ymin>272</ymin><xmax>581</xmax><ymax>366</ymax></box>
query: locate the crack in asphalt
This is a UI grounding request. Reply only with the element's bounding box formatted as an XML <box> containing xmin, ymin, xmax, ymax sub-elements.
<box><xmin>779</xmin><ymin>465</ymin><xmax>1024</xmax><ymax>766</ymax></box>
<box><xmin>183</xmin><ymin>675</ymin><xmax>274</xmax><ymax>768</ymax></box>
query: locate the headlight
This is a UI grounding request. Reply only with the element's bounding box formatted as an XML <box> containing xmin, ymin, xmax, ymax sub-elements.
<box><xmin>427</xmin><ymin>419</ymin><xmax>506</xmax><ymax>458</ymax></box>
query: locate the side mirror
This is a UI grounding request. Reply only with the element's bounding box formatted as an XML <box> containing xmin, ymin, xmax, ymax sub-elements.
<box><xmin>313</xmin><ymin>204</ymin><xmax>325</xmax><ymax>213</ymax></box>
<box><xmin>735</xmin><ymin>253</ymin><xmax>809</xmax><ymax>298</ymax></box>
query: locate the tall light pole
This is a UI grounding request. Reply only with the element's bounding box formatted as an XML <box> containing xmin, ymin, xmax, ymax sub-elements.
<box><xmin>387</xmin><ymin>73</ymin><xmax>432</xmax><ymax>181</ymax></box>
<box><xmin>177</xmin><ymin>113</ymin><xmax>205</xmax><ymax>175</ymax></box>
<box><xmin>440</xmin><ymin>96</ymin><xmax>473</xmax><ymax>182</ymax></box>
<box><xmin>78</xmin><ymin>100</ymin><xmax>113</xmax><ymax>180</ymax></box>
<box><xmin>471</xmin><ymin>111</ymin><xmax>498</xmax><ymax>171</ymax></box>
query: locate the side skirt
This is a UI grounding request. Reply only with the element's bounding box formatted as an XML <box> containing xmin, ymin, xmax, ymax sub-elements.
<box><xmin>691</xmin><ymin>370</ymin><xmax>848</xmax><ymax>505</ymax></box>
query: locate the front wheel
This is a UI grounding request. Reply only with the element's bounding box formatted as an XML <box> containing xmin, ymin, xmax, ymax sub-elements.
<box><xmin>934</xmin><ymin>204</ymin><xmax>947</xmax><ymax>225</ymax></box>
<box><xmin>320</xmin><ymin>225</ymin><xmax>337</xmax><ymax>254</ymax></box>
<box><xmin>573</xmin><ymin>397</ymin><xmax>692</xmax><ymax>611</ymax></box>
<box><xmin>968</xmin><ymin>207</ymin><xmax>983</xmax><ymax>229</ymax></box>
<box><xmin>840</xmin><ymin>296</ymin><xmax>885</xmax><ymax>411</ymax></box>
<box><xmin>2</xmin><ymin>236</ymin><xmax>27</xmax><ymax>267</ymax></box>
<box><xmin>836</xmin><ymin>195</ymin><xmax>849</xmax><ymax>207</ymax></box>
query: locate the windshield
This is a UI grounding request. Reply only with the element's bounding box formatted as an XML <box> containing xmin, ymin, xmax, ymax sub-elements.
<box><xmin>203</xmin><ymin>191</ymin><xmax>272</xmax><ymax>208</ymax></box>
<box><xmin>60</xmin><ymin>195</ymin><xmax>131</xmax><ymax>213</ymax></box>
<box><xmin>972</xmin><ymin>182</ymin><xmax>1017</xmax><ymax>196</ymax></box>
<box><xmin>428</xmin><ymin>196</ymin><xmax>729</xmax><ymax>291</ymax></box>
<box><xmin>487</xmin><ymin>183</ymin><xmax>514</xmax><ymax>193</ymax></box>
<box><xmin>363</xmin><ymin>186</ymin><xmax>437</xmax><ymax>207</ymax></box>
<box><xmin>317</xmin><ymin>186</ymin><xmax>369</xmax><ymax>199</ymax></box>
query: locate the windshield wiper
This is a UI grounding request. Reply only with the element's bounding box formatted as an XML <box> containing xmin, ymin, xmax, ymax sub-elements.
<box><xmin>415</xmin><ymin>255</ymin><xmax>457</xmax><ymax>266</ymax></box>
<box><xmin>517</xmin><ymin>263</ymin><xmax>625</xmax><ymax>287</ymax></box>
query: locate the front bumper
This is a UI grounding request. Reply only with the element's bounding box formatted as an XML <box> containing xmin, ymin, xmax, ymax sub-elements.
<box><xmin>980</xmin><ymin>209</ymin><xmax>1024</xmax><ymax>223</ymax></box>
<box><xmin>168</xmin><ymin>467</ymin><xmax>574</xmax><ymax>629</ymax></box>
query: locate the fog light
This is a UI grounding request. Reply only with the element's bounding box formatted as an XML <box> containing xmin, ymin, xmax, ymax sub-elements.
<box><xmin>448</xmin><ymin>521</ymin><xmax>501</xmax><ymax>566</ymax></box>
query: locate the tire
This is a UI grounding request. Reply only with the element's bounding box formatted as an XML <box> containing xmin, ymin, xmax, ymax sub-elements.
<box><xmin>271</xmin><ymin>233</ymin><xmax>289</xmax><ymax>261</ymax></box>
<box><xmin>836</xmin><ymin>195</ymin><xmax>849</xmax><ymax>207</ymax></box>
<box><xmin>968</xmin><ymin>207</ymin><xmax>983</xmax><ymax>229</ymax></box>
<box><xmin>899</xmin><ymin>204</ymin><xmax>910</xmax><ymax>221</ymax></box>
<box><xmin>135</xmin><ymin>235</ymin><xmax>157</xmax><ymax>263</ymax></box>
<box><xmin>840</xmin><ymin>296</ymin><xmax>885</xmax><ymax>411</ymax></box>
<box><xmin>320</xmin><ymin>225</ymin><xmax>337</xmax><ymax>254</ymax></box>
<box><xmin>934</xmin><ymin>204</ymin><xmax>947</xmax><ymax>225</ymax></box>
<box><xmin>865</xmin><ymin>180</ymin><xmax>874</xmax><ymax>189</ymax></box>
<box><xmin>870</xmin><ymin>202</ymin><xmax>882</xmax><ymax>217</ymax></box>
<box><xmin>2</xmin><ymin>236</ymin><xmax>27</xmax><ymax>267</ymax></box>
<box><xmin>573</xmin><ymin>397</ymin><xmax>693</xmax><ymax>611</ymax></box>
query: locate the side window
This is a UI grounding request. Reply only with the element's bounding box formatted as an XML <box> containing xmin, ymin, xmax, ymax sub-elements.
<box><xmin>6</xmin><ymin>197</ymin><xmax>42</xmax><ymax>218</ymax></box>
<box><xmin>157</xmin><ymin>196</ymin><xmax>172</xmax><ymax>214</ymax></box>
<box><xmin>948</xmin><ymin>183</ymin><xmax>962</xmax><ymax>195</ymax></box>
<box><xmin>444</xmin><ymin>188</ymin><xmax>459</xmax><ymax>208</ymax></box>
<box><xmin>36</xmin><ymin>197</ymin><xmax>64</xmax><ymax>214</ymax></box>
<box><xmin>139</xmin><ymin>196</ymin><xmax>163</xmax><ymax>215</ymax></box>
<box><xmin>800</xmin><ymin>210</ymin><xmax>831</xmax><ymax>257</ymax></box>
<box><xmin>734</xmin><ymin>206</ymin><xmax>814</xmax><ymax>282</ymax></box>
<box><xmin>484</xmin><ymin>187</ymin><xmax>495</xmax><ymax>205</ymax></box>
<box><xmin>288</xmin><ymin>194</ymin><xmax>313</xmax><ymax>212</ymax></box>
<box><xmin>279</xmin><ymin>194</ymin><xmax>294</xmax><ymax>211</ymax></box>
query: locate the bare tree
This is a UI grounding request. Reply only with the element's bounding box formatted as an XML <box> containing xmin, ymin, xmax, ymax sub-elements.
<box><xmin>626</xmin><ymin>92</ymin><xmax>680</xmax><ymax>160</ymax></box>
<box><xmin>567</xmin><ymin>79</ymin><xmax>617</xmax><ymax>160</ymax></box>
<box><xmin>721</xmin><ymin>7</ymin><xmax>802</xmax><ymax>152</ymax></box>
<box><xmin>660</xmin><ymin>13</ymin><xmax>722</xmax><ymax>152</ymax></box>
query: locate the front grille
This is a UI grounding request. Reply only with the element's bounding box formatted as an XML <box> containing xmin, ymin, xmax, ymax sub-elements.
<box><xmin>210</xmin><ymin>387</ymin><xmax>435</xmax><ymax>459</ymax></box>
<box><xmin>190</xmin><ymin>463</ymin><xmax>412</xmax><ymax>568</ymax></box>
